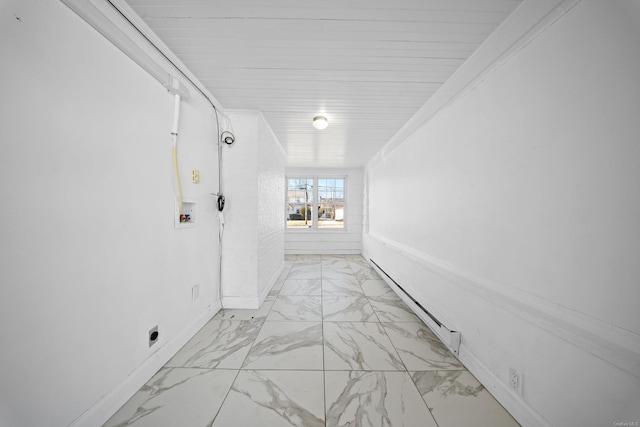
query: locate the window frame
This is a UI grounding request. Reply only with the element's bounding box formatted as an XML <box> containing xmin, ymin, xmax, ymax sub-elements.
<box><xmin>285</xmin><ymin>175</ymin><xmax>348</xmax><ymax>232</ymax></box>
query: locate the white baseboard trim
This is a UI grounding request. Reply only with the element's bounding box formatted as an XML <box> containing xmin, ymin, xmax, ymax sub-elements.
<box><xmin>369</xmin><ymin>259</ymin><xmax>461</xmax><ymax>355</ymax></box>
<box><xmin>284</xmin><ymin>249</ymin><xmax>362</xmax><ymax>255</ymax></box>
<box><xmin>260</xmin><ymin>261</ymin><xmax>285</xmax><ymax>303</ymax></box>
<box><xmin>458</xmin><ymin>344</ymin><xmax>553</xmax><ymax>427</ymax></box>
<box><xmin>222</xmin><ymin>262</ymin><xmax>285</xmax><ymax>310</ymax></box>
<box><xmin>69</xmin><ymin>303</ymin><xmax>220</xmax><ymax>427</ymax></box>
<box><xmin>221</xmin><ymin>296</ymin><xmax>260</xmax><ymax>309</ymax></box>
<box><xmin>365</xmin><ymin>233</ymin><xmax>640</xmax><ymax>378</ymax></box>
<box><xmin>368</xmin><ymin>254</ymin><xmax>552</xmax><ymax>427</ymax></box>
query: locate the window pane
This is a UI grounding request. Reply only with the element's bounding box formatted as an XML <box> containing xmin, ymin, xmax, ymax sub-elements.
<box><xmin>286</xmin><ymin>178</ymin><xmax>314</xmax><ymax>228</ymax></box>
<box><xmin>318</xmin><ymin>178</ymin><xmax>344</xmax><ymax>229</ymax></box>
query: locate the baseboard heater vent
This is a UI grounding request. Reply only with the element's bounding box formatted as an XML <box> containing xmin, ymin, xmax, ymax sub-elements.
<box><xmin>369</xmin><ymin>258</ymin><xmax>461</xmax><ymax>356</ymax></box>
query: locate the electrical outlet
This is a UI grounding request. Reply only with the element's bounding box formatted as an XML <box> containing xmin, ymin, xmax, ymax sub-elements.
<box><xmin>149</xmin><ymin>326</ymin><xmax>159</xmax><ymax>347</ymax></box>
<box><xmin>192</xmin><ymin>169</ymin><xmax>200</xmax><ymax>183</ymax></box>
<box><xmin>509</xmin><ymin>367</ymin><xmax>523</xmax><ymax>395</ymax></box>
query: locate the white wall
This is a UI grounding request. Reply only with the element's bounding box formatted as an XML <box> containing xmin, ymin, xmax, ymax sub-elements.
<box><xmin>222</xmin><ymin>112</ymin><xmax>285</xmax><ymax>308</ymax></box>
<box><xmin>285</xmin><ymin>167</ymin><xmax>364</xmax><ymax>254</ymax></box>
<box><xmin>219</xmin><ymin>113</ymin><xmax>259</xmax><ymax>305</ymax></box>
<box><xmin>0</xmin><ymin>1</ymin><xmax>221</xmax><ymax>426</ymax></box>
<box><xmin>257</xmin><ymin>116</ymin><xmax>286</xmax><ymax>298</ymax></box>
<box><xmin>364</xmin><ymin>1</ymin><xmax>640</xmax><ymax>426</ymax></box>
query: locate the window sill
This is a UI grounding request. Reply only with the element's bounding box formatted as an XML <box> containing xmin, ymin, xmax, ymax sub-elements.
<box><xmin>285</xmin><ymin>228</ymin><xmax>349</xmax><ymax>233</ymax></box>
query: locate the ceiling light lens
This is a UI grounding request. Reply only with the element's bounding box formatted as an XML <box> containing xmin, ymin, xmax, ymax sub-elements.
<box><xmin>313</xmin><ymin>116</ymin><xmax>328</xmax><ymax>130</ymax></box>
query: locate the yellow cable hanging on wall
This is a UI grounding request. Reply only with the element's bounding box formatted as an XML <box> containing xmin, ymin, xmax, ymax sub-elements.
<box><xmin>170</xmin><ymin>93</ymin><xmax>183</xmax><ymax>215</ymax></box>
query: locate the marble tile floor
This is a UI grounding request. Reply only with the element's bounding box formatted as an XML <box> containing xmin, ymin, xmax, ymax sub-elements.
<box><xmin>104</xmin><ymin>254</ymin><xmax>520</xmax><ymax>427</ymax></box>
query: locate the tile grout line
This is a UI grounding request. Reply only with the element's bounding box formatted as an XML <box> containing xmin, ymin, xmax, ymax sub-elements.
<box><xmin>206</xmin><ymin>277</ymin><xmax>282</xmax><ymax>425</ymax></box>
<box><xmin>119</xmin><ymin>254</ymin><xmax>490</xmax><ymax>426</ymax></box>
<box><xmin>321</xmin><ymin>255</ymin><xmax>327</xmax><ymax>426</ymax></box>
<box><xmin>207</xmin><ymin>368</ymin><xmax>242</xmax><ymax>427</ymax></box>
<box><xmin>365</xmin><ymin>256</ymin><xmax>444</xmax><ymax>427</ymax></box>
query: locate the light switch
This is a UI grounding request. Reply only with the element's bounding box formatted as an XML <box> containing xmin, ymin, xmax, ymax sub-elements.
<box><xmin>192</xmin><ymin>169</ymin><xmax>200</xmax><ymax>183</ymax></box>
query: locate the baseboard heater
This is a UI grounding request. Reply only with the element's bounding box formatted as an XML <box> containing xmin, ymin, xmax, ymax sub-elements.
<box><xmin>369</xmin><ymin>258</ymin><xmax>462</xmax><ymax>356</ymax></box>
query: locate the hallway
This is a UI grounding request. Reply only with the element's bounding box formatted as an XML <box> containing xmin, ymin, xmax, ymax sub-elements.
<box><xmin>105</xmin><ymin>255</ymin><xmax>519</xmax><ymax>427</ymax></box>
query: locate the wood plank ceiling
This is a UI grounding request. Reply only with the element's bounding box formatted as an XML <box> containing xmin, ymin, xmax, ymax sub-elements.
<box><xmin>126</xmin><ymin>0</ymin><xmax>522</xmax><ymax>168</ymax></box>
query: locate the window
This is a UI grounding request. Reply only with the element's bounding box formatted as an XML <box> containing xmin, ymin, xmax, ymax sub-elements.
<box><xmin>286</xmin><ymin>178</ymin><xmax>314</xmax><ymax>228</ymax></box>
<box><xmin>286</xmin><ymin>177</ymin><xmax>345</xmax><ymax>229</ymax></box>
<box><xmin>317</xmin><ymin>178</ymin><xmax>345</xmax><ymax>229</ymax></box>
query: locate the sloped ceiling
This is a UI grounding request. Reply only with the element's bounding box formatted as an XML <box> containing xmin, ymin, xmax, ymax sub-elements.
<box><xmin>126</xmin><ymin>0</ymin><xmax>522</xmax><ymax>167</ymax></box>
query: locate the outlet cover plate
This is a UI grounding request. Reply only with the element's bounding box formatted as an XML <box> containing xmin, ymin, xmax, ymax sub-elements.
<box><xmin>149</xmin><ymin>325</ymin><xmax>159</xmax><ymax>347</ymax></box>
<box><xmin>509</xmin><ymin>367</ymin><xmax>523</xmax><ymax>395</ymax></box>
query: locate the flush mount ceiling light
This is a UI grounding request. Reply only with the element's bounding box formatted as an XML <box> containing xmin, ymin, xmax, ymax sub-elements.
<box><xmin>312</xmin><ymin>116</ymin><xmax>328</xmax><ymax>130</ymax></box>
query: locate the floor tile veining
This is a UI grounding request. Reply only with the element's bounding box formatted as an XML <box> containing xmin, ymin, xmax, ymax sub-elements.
<box><xmin>105</xmin><ymin>255</ymin><xmax>520</xmax><ymax>427</ymax></box>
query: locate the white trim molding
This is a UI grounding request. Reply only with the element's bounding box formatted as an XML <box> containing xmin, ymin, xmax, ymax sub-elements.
<box><xmin>222</xmin><ymin>262</ymin><xmax>285</xmax><ymax>310</ymax></box>
<box><xmin>367</xmin><ymin>0</ymin><xmax>582</xmax><ymax>170</ymax></box>
<box><xmin>367</xmin><ymin>255</ymin><xmax>552</xmax><ymax>427</ymax></box>
<box><xmin>365</xmin><ymin>233</ymin><xmax>640</xmax><ymax>379</ymax></box>
<box><xmin>457</xmin><ymin>345</ymin><xmax>554</xmax><ymax>427</ymax></box>
<box><xmin>59</xmin><ymin>0</ymin><xmax>222</xmax><ymax>115</ymax></box>
<box><xmin>68</xmin><ymin>302</ymin><xmax>220</xmax><ymax>427</ymax></box>
<box><xmin>221</xmin><ymin>296</ymin><xmax>261</xmax><ymax>310</ymax></box>
<box><xmin>364</xmin><ymin>232</ymin><xmax>640</xmax><ymax>426</ymax></box>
